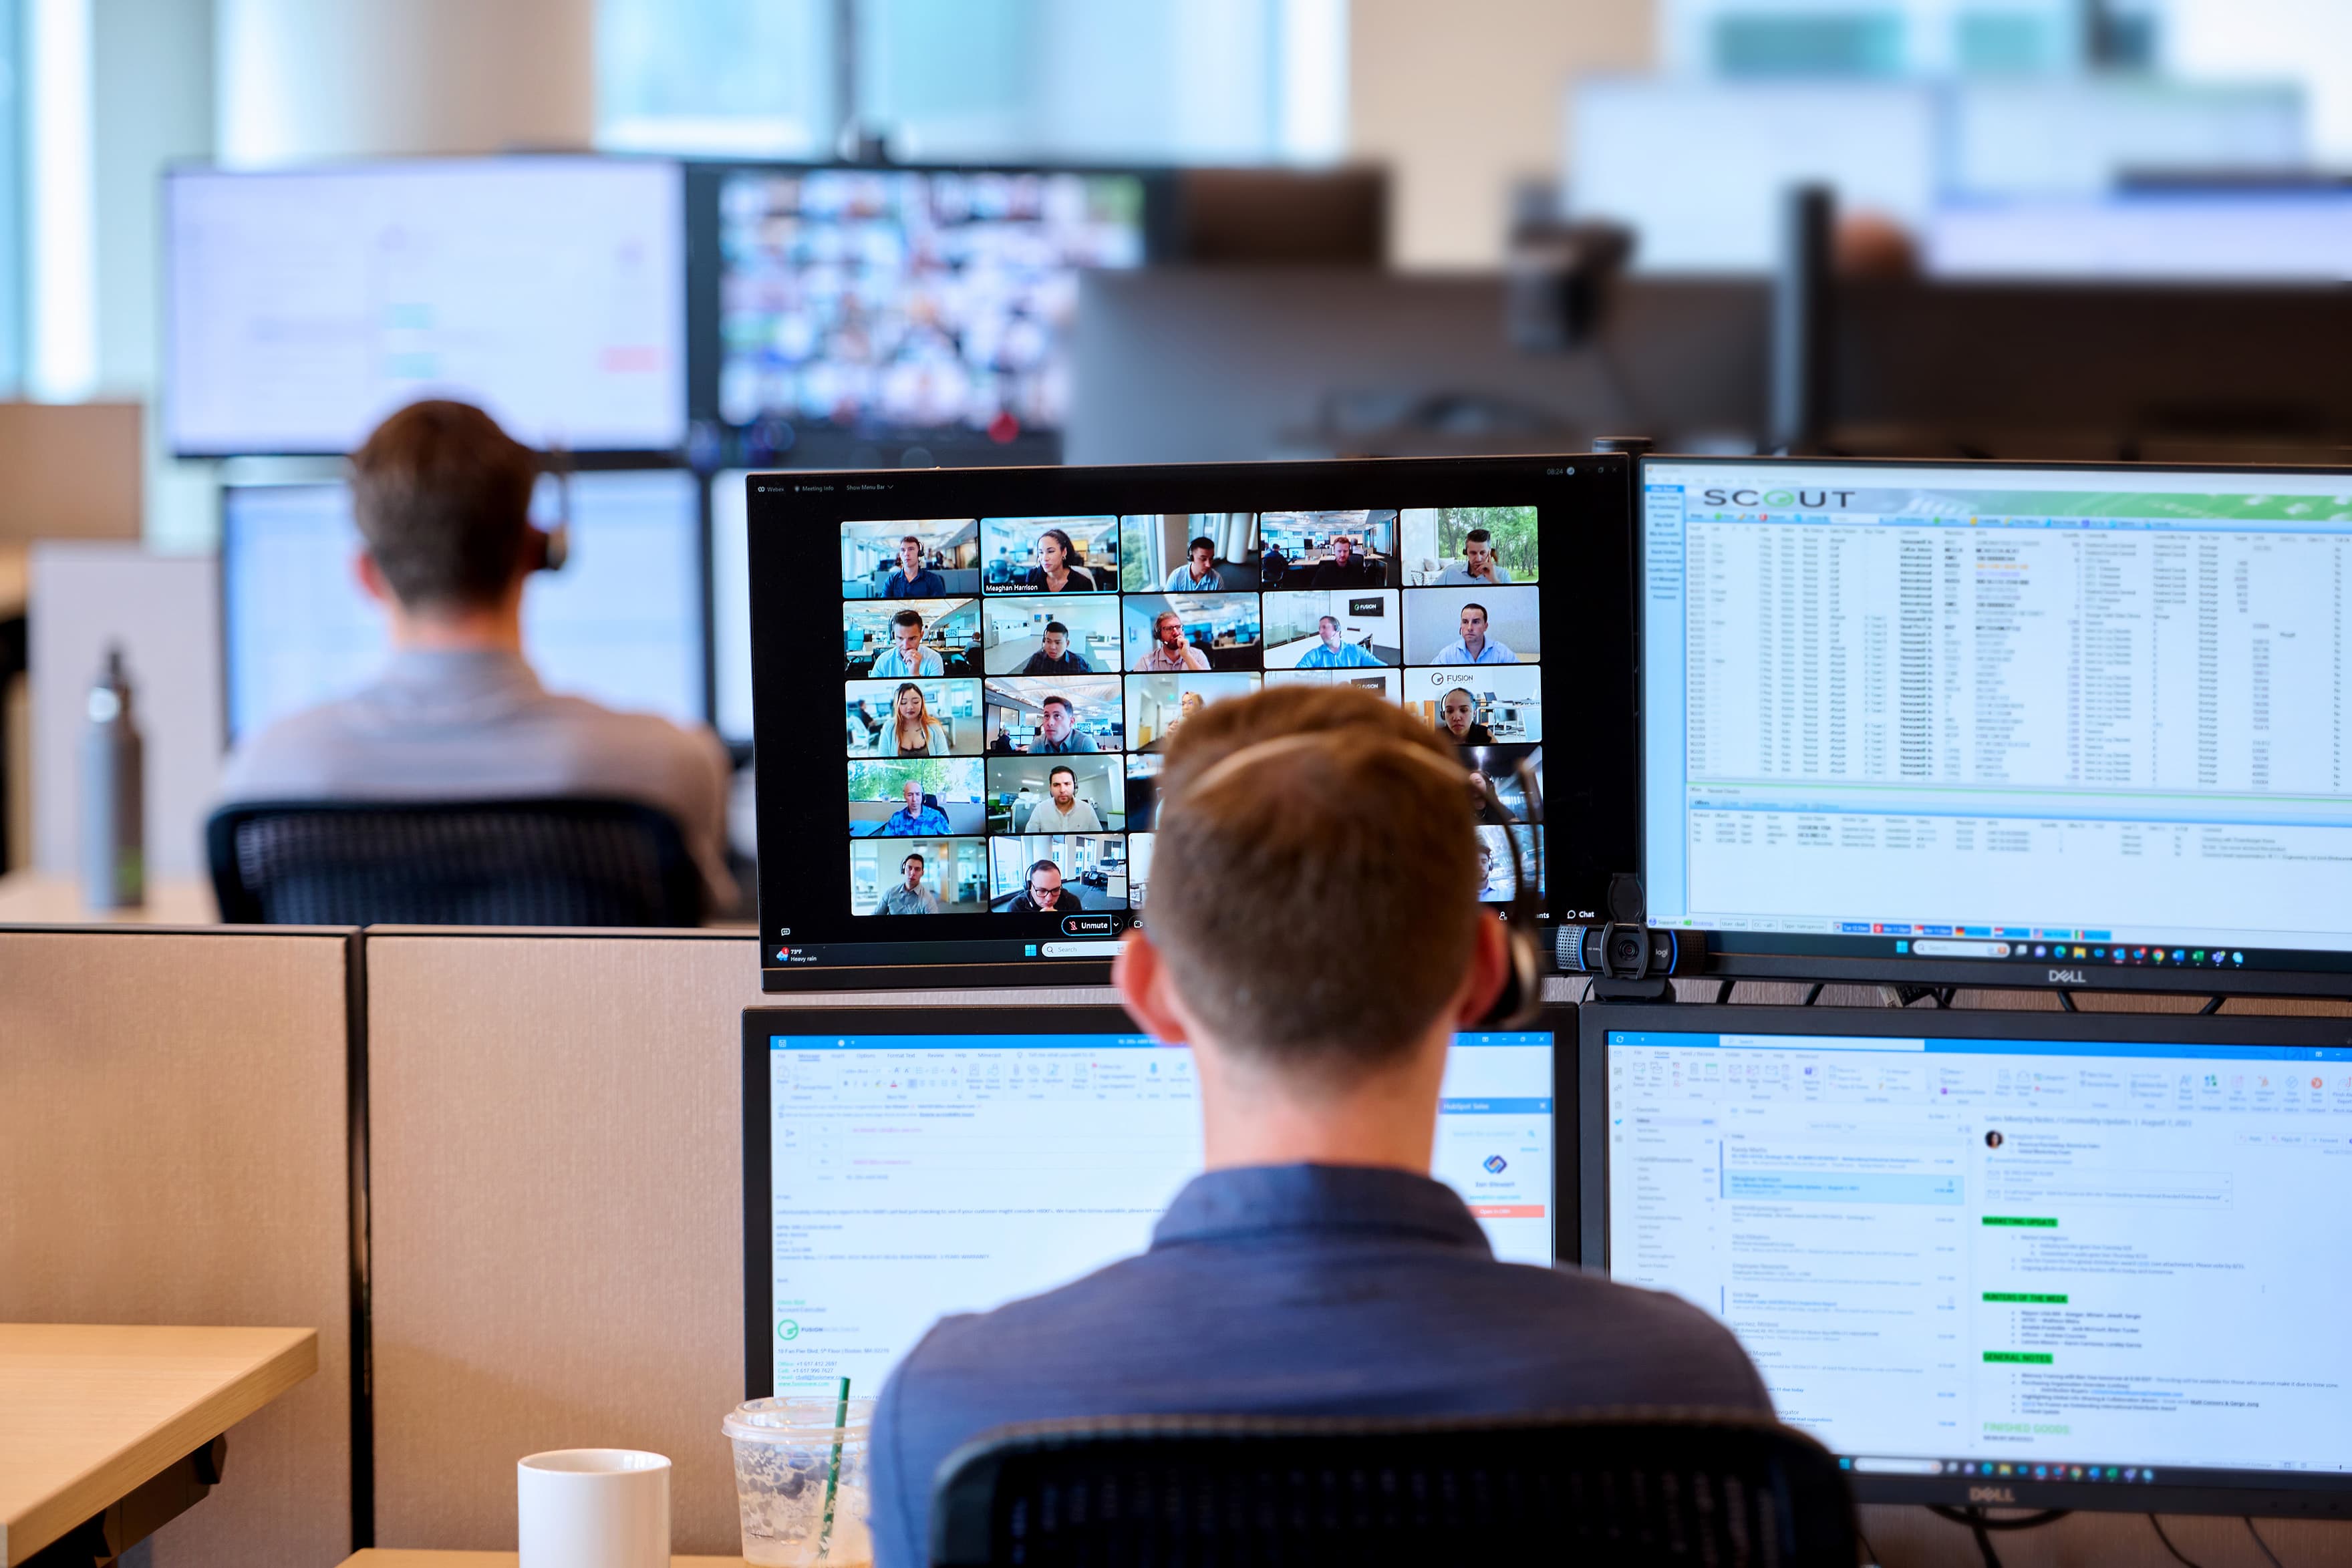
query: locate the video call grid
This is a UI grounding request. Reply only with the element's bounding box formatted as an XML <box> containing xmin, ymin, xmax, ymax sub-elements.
<box><xmin>837</xmin><ymin>506</ymin><xmax>1547</xmax><ymax>919</ymax></box>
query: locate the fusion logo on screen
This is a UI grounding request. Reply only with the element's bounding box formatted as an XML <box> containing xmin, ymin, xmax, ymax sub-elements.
<box><xmin>1699</xmin><ymin>488</ymin><xmax>1858</xmax><ymax>508</ymax></box>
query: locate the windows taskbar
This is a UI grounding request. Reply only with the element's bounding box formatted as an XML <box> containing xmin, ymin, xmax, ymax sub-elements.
<box><xmin>1839</xmin><ymin>1452</ymin><xmax>2352</xmax><ymax>1511</ymax></box>
<box><xmin>768</xmin><ymin>933</ymin><xmax>1133</xmax><ymax>968</ymax></box>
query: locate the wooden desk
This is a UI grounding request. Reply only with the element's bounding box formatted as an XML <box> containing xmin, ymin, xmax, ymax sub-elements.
<box><xmin>341</xmin><ymin>1556</ymin><xmax>748</xmax><ymax>1567</ymax></box>
<box><xmin>1</xmin><ymin>1323</ymin><xmax>317</xmax><ymax>1565</ymax></box>
<box><xmin>0</xmin><ymin>873</ymin><xmax>217</xmax><ymax>925</ymax></box>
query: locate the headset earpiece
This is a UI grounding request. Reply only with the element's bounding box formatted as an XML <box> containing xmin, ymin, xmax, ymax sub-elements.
<box><xmin>536</xmin><ymin>445</ymin><xmax>573</xmax><ymax>573</ymax></box>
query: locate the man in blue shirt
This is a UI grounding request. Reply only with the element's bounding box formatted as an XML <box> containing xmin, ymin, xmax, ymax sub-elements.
<box><xmin>881</xmin><ymin>534</ymin><xmax>946</xmax><ymax>598</ymax></box>
<box><xmin>874</xmin><ymin>778</ymin><xmax>951</xmax><ymax>836</ymax></box>
<box><xmin>1163</xmin><ymin>535</ymin><xmax>1229</xmax><ymax>592</ymax></box>
<box><xmin>1019</xmin><ymin>621</ymin><xmax>1092</xmax><ymax>676</ymax></box>
<box><xmin>1028</xmin><ymin>693</ymin><xmax>1098</xmax><ymax>753</ymax></box>
<box><xmin>869</xmin><ymin>609</ymin><xmax>945</xmax><ymax>678</ymax></box>
<box><xmin>1292</xmin><ymin>613</ymin><xmax>1381</xmax><ymax>669</ymax></box>
<box><xmin>869</xmin><ymin>685</ymin><xmax>1771</xmax><ymax>1568</ymax></box>
<box><xmin>1431</xmin><ymin>601</ymin><xmax>1519</xmax><ymax>665</ymax></box>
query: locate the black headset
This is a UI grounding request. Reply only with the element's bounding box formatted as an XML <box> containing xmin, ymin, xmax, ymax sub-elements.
<box><xmin>534</xmin><ymin>444</ymin><xmax>573</xmax><ymax>573</ymax></box>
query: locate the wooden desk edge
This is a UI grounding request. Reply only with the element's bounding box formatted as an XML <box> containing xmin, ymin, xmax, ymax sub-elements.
<box><xmin>7</xmin><ymin>1327</ymin><xmax>317</xmax><ymax>1567</ymax></box>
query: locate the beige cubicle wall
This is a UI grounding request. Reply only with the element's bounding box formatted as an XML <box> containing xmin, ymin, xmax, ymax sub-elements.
<box><xmin>361</xmin><ymin>925</ymin><xmax>1118</xmax><ymax>1554</ymax></box>
<box><xmin>0</xmin><ymin>924</ymin><xmax>357</xmax><ymax>1568</ymax></box>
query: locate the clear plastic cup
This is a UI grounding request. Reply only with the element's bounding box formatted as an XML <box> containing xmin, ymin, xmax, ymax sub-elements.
<box><xmin>723</xmin><ymin>1395</ymin><xmax>877</xmax><ymax>1568</ymax></box>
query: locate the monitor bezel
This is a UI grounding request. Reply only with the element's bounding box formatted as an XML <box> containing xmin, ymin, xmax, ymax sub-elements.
<box><xmin>1578</xmin><ymin>999</ymin><xmax>2352</xmax><ymax>1519</ymax></box>
<box><xmin>162</xmin><ymin>153</ymin><xmax>692</xmax><ymax>460</ymax></box>
<box><xmin>1636</xmin><ymin>452</ymin><xmax>2352</xmax><ymax>998</ymax></box>
<box><xmin>683</xmin><ymin>158</ymin><xmax>1183</xmax><ymax>470</ymax></box>
<box><xmin>743</xmin><ymin>999</ymin><xmax>1580</xmax><ymax>1400</ymax></box>
<box><xmin>747</xmin><ymin>452</ymin><xmax>1637</xmax><ymax>991</ymax></box>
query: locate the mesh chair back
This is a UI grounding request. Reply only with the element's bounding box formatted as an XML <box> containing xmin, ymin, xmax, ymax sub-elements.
<box><xmin>931</xmin><ymin>1411</ymin><xmax>1856</xmax><ymax>1568</ymax></box>
<box><xmin>206</xmin><ymin>798</ymin><xmax>704</xmax><ymax>927</ymax></box>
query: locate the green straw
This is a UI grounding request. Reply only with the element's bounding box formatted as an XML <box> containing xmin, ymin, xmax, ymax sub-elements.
<box><xmin>817</xmin><ymin>1376</ymin><xmax>851</xmax><ymax>1562</ymax></box>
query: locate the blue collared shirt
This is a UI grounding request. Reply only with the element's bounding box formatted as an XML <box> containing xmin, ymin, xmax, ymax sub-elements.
<box><xmin>1164</xmin><ymin>563</ymin><xmax>1229</xmax><ymax>592</ymax></box>
<box><xmin>870</xmin><ymin>645</ymin><xmax>946</xmax><ymax>679</ymax></box>
<box><xmin>1431</xmin><ymin>637</ymin><xmax>1519</xmax><ymax>665</ymax></box>
<box><xmin>869</xmin><ymin>1164</ymin><xmax>1773</xmax><ymax>1568</ymax></box>
<box><xmin>1030</xmin><ymin>730</ymin><xmax>1099</xmax><ymax>754</ymax></box>
<box><xmin>883</xmin><ymin>569</ymin><xmax>947</xmax><ymax>598</ymax></box>
<box><xmin>1295</xmin><ymin>638</ymin><xmax>1380</xmax><ymax>669</ymax></box>
<box><xmin>875</xmin><ymin>804</ymin><xmax>951</xmax><ymax>836</ymax></box>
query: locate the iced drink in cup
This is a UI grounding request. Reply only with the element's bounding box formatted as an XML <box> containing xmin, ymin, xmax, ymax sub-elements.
<box><xmin>724</xmin><ymin>1395</ymin><xmax>877</xmax><ymax>1568</ymax></box>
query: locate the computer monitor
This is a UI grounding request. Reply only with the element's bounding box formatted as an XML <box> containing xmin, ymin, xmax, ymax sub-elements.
<box><xmin>712</xmin><ymin>467</ymin><xmax>756</xmax><ymax>744</ymax></box>
<box><xmin>219</xmin><ymin>468</ymin><xmax>708</xmax><ymax>742</ymax></box>
<box><xmin>745</xmin><ymin>454</ymin><xmax>1638</xmax><ymax>990</ymax></box>
<box><xmin>1639</xmin><ymin>455</ymin><xmax>2352</xmax><ymax>995</ymax></box>
<box><xmin>1580</xmin><ymin>1001</ymin><xmax>2352</xmax><ymax>1517</ymax></box>
<box><xmin>745</xmin><ymin>1002</ymin><xmax>1567</xmax><ymax>1397</ymax></box>
<box><xmin>688</xmin><ymin>164</ymin><xmax>1159</xmax><ymax>470</ymax></box>
<box><xmin>166</xmin><ymin>156</ymin><xmax>687</xmax><ymax>456</ymax></box>
<box><xmin>1925</xmin><ymin>188</ymin><xmax>2352</xmax><ymax>283</ymax></box>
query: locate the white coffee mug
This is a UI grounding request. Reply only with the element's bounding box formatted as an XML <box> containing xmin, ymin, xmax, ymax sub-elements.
<box><xmin>517</xmin><ymin>1448</ymin><xmax>671</xmax><ymax>1568</ymax></box>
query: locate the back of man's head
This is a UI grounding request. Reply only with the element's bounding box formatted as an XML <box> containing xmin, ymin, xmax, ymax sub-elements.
<box><xmin>1148</xmin><ymin>685</ymin><xmax>1480</xmax><ymax>1077</ymax></box>
<box><xmin>350</xmin><ymin>400</ymin><xmax>539</xmax><ymax>613</ymax></box>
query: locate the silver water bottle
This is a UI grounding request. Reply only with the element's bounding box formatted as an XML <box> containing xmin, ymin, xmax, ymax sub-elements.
<box><xmin>80</xmin><ymin>644</ymin><xmax>144</xmax><ymax>909</ymax></box>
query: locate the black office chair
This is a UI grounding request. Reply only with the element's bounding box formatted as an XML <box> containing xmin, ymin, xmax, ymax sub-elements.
<box><xmin>205</xmin><ymin>798</ymin><xmax>704</xmax><ymax>927</ymax></box>
<box><xmin>931</xmin><ymin>1410</ymin><xmax>1857</xmax><ymax>1568</ymax></box>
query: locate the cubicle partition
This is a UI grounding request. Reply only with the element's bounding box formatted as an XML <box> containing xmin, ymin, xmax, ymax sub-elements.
<box><xmin>0</xmin><ymin>925</ymin><xmax>359</xmax><ymax>1568</ymax></box>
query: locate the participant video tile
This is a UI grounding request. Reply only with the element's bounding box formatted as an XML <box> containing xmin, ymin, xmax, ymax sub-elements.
<box><xmin>843</xmin><ymin>677</ymin><xmax>983</xmax><ymax>757</ymax></box>
<box><xmin>1258</xmin><ymin>508</ymin><xmax>1397</xmax><ymax>589</ymax></box>
<box><xmin>843</xmin><ymin>597</ymin><xmax>982</xmax><ymax>678</ymax></box>
<box><xmin>1402</xmin><ymin>585</ymin><xmax>1541</xmax><ymax>665</ymax></box>
<box><xmin>840</xmin><ymin>518</ymin><xmax>981</xmax><ymax>599</ymax></box>
<box><xmin>849</xmin><ymin>837</ymin><xmax>988</xmax><ymax>916</ymax></box>
<box><xmin>980</xmin><ymin>514</ymin><xmax>1121</xmax><ymax>594</ymax></box>
<box><xmin>1399</xmin><ymin>504</ymin><xmax>1537</xmax><ymax>587</ymax></box>
<box><xmin>1476</xmin><ymin>825</ymin><xmax>1544</xmax><ymax>903</ymax></box>
<box><xmin>1122</xmin><ymin>591</ymin><xmax>1262</xmax><ymax>673</ymax></box>
<box><xmin>846</xmin><ymin>757</ymin><xmax>987</xmax><ymax>838</ymax></box>
<box><xmin>986</xmin><ymin>754</ymin><xmax>1125</xmax><ymax>834</ymax></box>
<box><xmin>1264</xmin><ymin>667</ymin><xmax>1405</xmax><ymax>702</ymax></box>
<box><xmin>1401</xmin><ymin>663</ymin><xmax>1544</xmax><ymax>744</ymax></box>
<box><xmin>988</xmin><ymin>833</ymin><xmax>1129</xmax><ymax>912</ymax></box>
<box><xmin>1125</xmin><ymin>753</ymin><xmax>1163</xmax><ymax>830</ymax></box>
<box><xmin>1262</xmin><ymin>589</ymin><xmax>1402</xmax><ymax>669</ymax></box>
<box><xmin>982</xmin><ymin>675</ymin><xmax>1125</xmax><ymax>755</ymax></box>
<box><xmin>981</xmin><ymin>593</ymin><xmax>1122</xmax><ymax>676</ymax></box>
<box><xmin>1121</xmin><ymin>512</ymin><xmax>1262</xmax><ymax>593</ymax></box>
<box><xmin>1125</xmin><ymin>671</ymin><xmax>1260</xmax><ymax>754</ymax></box>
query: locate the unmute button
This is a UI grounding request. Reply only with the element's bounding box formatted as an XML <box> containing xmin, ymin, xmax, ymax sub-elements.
<box><xmin>1060</xmin><ymin>915</ymin><xmax>1116</xmax><ymax>936</ymax></box>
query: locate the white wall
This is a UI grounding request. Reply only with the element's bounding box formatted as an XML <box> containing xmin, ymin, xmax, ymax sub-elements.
<box><xmin>1348</xmin><ymin>0</ymin><xmax>1658</xmax><ymax>269</ymax></box>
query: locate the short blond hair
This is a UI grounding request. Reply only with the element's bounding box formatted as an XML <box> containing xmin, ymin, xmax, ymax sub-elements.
<box><xmin>1149</xmin><ymin>685</ymin><xmax>1481</xmax><ymax>1075</ymax></box>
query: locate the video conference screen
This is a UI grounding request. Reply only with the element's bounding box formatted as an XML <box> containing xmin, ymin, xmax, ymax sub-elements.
<box><xmin>1586</xmin><ymin>1006</ymin><xmax>2352</xmax><ymax>1509</ymax></box>
<box><xmin>746</xmin><ymin>455</ymin><xmax>1635</xmax><ymax>988</ymax></box>
<box><xmin>696</xmin><ymin>166</ymin><xmax>1151</xmax><ymax>466</ymax></box>
<box><xmin>167</xmin><ymin>157</ymin><xmax>687</xmax><ymax>456</ymax></box>
<box><xmin>1641</xmin><ymin>458</ymin><xmax>2352</xmax><ymax>986</ymax></box>
<box><xmin>220</xmin><ymin>470</ymin><xmax>707</xmax><ymax>741</ymax></box>
<box><xmin>751</xmin><ymin>1014</ymin><xmax>1558</xmax><ymax>1396</ymax></box>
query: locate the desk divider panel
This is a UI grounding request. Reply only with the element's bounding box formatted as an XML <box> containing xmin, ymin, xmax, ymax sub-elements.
<box><xmin>361</xmin><ymin>925</ymin><xmax>1112</xmax><ymax>1553</ymax></box>
<box><xmin>0</xmin><ymin>925</ymin><xmax>357</xmax><ymax>1568</ymax></box>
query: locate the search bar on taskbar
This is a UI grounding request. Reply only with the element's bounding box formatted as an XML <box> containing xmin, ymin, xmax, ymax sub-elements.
<box><xmin>1850</xmin><ymin>1456</ymin><xmax>1944</xmax><ymax>1475</ymax></box>
<box><xmin>1040</xmin><ymin>941</ymin><xmax>1123</xmax><ymax>957</ymax></box>
<box><xmin>1913</xmin><ymin>939</ymin><xmax>2013</xmax><ymax>958</ymax></box>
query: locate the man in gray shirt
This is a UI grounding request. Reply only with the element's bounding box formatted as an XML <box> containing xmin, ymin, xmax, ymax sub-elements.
<box><xmin>214</xmin><ymin>400</ymin><xmax>735</xmax><ymax>910</ymax></box>
<box><xmin>875</xmin><ymin>852</ymin><xmax>942</xmax><ymax>915</ymax></box>
<box><xmin>1023</xmin><ymin>764</ymin><xmax>1102</xmax><ymax>832</ymax></box>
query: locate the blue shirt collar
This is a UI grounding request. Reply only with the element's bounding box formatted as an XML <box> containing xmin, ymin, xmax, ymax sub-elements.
<box><xmin>1151</xmin><ymin>1164</ymin><xmax>1492</xmax><ymax>1253</ymax></box>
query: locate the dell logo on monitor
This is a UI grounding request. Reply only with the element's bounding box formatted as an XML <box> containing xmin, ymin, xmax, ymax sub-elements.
<box><xmin>2049</xmin><ymin>968</ymin><xmax>2087</xmax><ymax>984</ymax></box>
<box><xmin>1969</xmin><ymin>1486</ymin><xmax>2017</xmax><ymax>1505</ymax></box>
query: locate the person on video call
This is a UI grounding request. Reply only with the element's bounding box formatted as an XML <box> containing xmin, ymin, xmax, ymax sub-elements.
<box><xmin>867</xmin><ymin>685</ymin><xmax>1771</xmax><ymax>1567</ymax></box>
<box><xmin>1258</xmin><ymin>538</ymin><xmax>1290</xmax><ymax>587</ymax></box>
<box><xmin>1006</xmin><ymin>858</ymin><xmax>1084</xmax><ymax>914</ymax></box>
<box><xmin>1028</xmin><ymin>693</ymin><xmax>1098</xmax><ymax>754</ymax></box>
<box><xmin>883</xmin><ymin>534</ymin><xmax>946</xmax><ymax>598</ymax></box>
<box><xmin>1164</xmin><ymin>535</ymin><xmax>1228</xmax><ymax>592</ymax></box>
<box><xmin>1438</xmin><ymin>688</ymin><xmax>1495</xmax><ymax>745</ymax></box>
<box><xmin>1437</xmin><ymin>527</ymin><xmax>1514</xmax><ymax>586</ymax></box>
<box><xmin>871</xmin><ymin>682</ymin><xmax>950</xmax><ymax>757</ymax></box>
<box><xmin>1025</xmin><ymin>764</ymin><xmax>1102</xmax><ymax>832</ymax></box>
<box><xmin>875</xmin><ymin>778</ymin><xmax>952</xmax><ymax>836</ymax></box>
<box><xmin>1136</xmin><ymin>609</ymin><xmax>1210</xmax><ymax>672</ymax></box>
<box><xmin>1018</xmin><ymin>527</ymin><xmax>1097</xmax><ymax>593</ymax></box>
<box><xmin>1432</xmin><ymin>602</ymin><xmax>1518</xmax><ymax>665</ymax></box>
<box><xmin>215</xmin><ymin>399</ymin><xmax>734</xmax><ymax>909</ymax></box>
<box><xmin>1020</xmin><ymin>620</ymin><xmax>1094</xmax><ymax>676</ymax></box>
<box><xmin>1294</xmin><ymin>613</ymin><xmax>1380</xmax><ymax>670</ymax></box>
<box><xmin>871</xmin><ymin>608</ymin><xmax>945</xmax><ymax>678</ymax></box>
<box><xmin>876</xmin><ymin>852</ymin><xmax>941</xmax><ymax>915</ymax></box>
<box><xmin>1309</xmin><ymin>534</ymin><xmax>1380</xmax><ymax>588</ymax></box>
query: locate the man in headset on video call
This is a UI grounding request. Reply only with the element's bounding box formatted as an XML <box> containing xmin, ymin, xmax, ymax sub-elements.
<box><xmin>869</xmin><ymin>685</ymin><xmax>1769</xmax><ymax>1568</ymax></box>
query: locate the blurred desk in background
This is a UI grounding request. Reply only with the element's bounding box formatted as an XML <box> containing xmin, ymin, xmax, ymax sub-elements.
<box><xmin>0</xmin><ymin>873</ymin><xmax>217</xmax><ymax>925</ymax></box>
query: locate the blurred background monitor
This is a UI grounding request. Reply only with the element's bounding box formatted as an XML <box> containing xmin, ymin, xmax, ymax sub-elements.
<box><xmin>1943</xmin><ymin>79</ymin><xmax>2306</xmax><ymax>196</ymax></box>
<box><xmin>220</xmin><ymin>468</ymin><xmax>706</xmax><ymax>743</ymax></box>
<box><xmin>711</xmin><ymin>468</ymin><xmax>755</xmax><ymax>746</ymax></box>
<box><xmin>1925</xmin><ymin>184</ymin><xmax>2352</xmax><ymax>281</ymax></box>
<box><xmin>166</xmin><ymin>156</ymin><xmax>688</xmax><ymax>457</ymax></box>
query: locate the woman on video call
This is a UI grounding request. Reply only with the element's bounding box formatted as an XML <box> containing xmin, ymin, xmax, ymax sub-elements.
<box><xmin>1020</xmin><ymin>527</ymin><xmax>1098</xmax><ymax>593</ymax></box>
<box><xmin>872</xmin><ymin>682</ymin><xmax>951</xmax><ymax>757</ymax></box>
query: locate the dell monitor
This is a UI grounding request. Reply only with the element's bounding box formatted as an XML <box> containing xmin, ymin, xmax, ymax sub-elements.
<box><xmin>688</xmin><ymin>163</ymin><xmax>1156</xmax><ymax>470</ymax></box>
<box><xmin>167</xmin><ymin>156</ymin><xmax>687</xmax><ymax>456</ymax></box>
<box><xmin>1581</xmin><ymin>1001</ymin><xmax>2352</xmax><ymax>1518</ymax></box>
<box><xmin>744</xmin><ymin>453</ymin><xmax>1638</xmax><ymax>990</ymax></box>
<box><xmin>1640</xmin><ymin>456</ymin><xmax>2352</xmax><ymax>995</ymax></box>
<box><xmin>219</xmin><ymin>468</ymin><xmax>708</xmax><ymax>742</ymax></box>
<box><xmin>745</xmin><ymin>1003</ymin><xmax>1567</xmax><ymax>1397</ymax></box>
